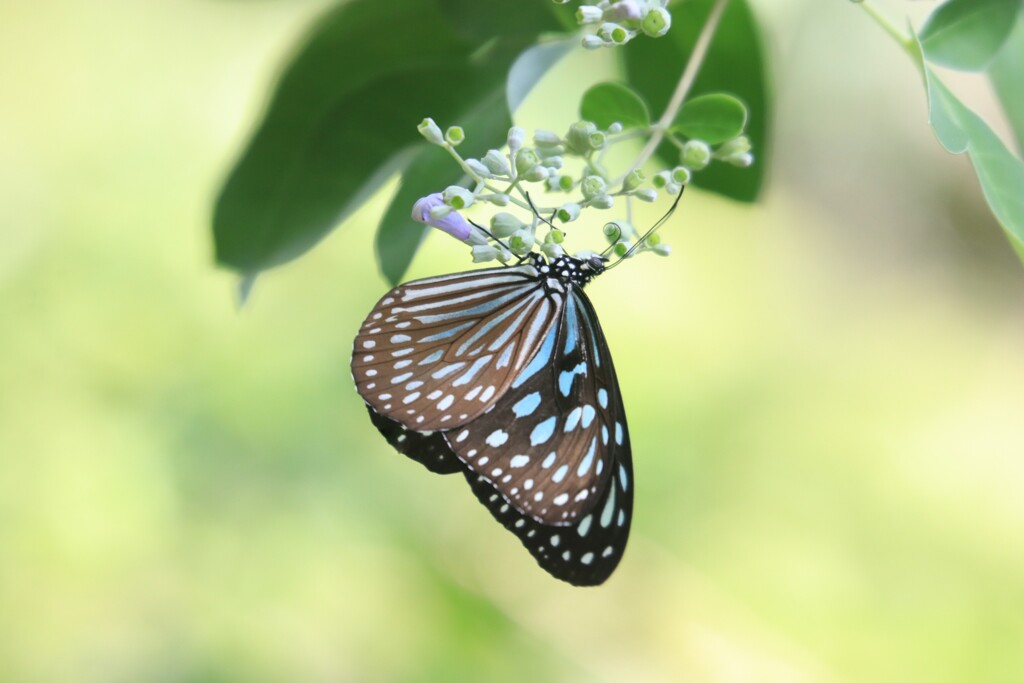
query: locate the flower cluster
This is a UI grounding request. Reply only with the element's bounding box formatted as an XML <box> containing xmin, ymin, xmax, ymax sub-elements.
<box><xmin>412</xmin><ymin>106</ymin><xmax>752</xmax><ymax>266</ymax></box>
<box><xmin>554</xmin><ymin>0</ymin><xmax>673</xmax><ymax>49</ymax></box>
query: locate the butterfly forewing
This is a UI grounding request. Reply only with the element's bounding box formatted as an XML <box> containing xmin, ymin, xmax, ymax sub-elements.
<box><xmin>445</xmin><ymin>290</ymin><xmax>620</xmax><ymax>525</ymax></box>
<box><xmin>352</xmin><ymin>265</ymin><xmax>563</xmax><ymax>431</ymax></box>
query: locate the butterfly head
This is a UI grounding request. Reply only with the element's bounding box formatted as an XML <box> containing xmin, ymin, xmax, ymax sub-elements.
<box><xmin>538</xmin><ymin>253</ymin><xmax>608</xmax><ymax>289</ymax></box>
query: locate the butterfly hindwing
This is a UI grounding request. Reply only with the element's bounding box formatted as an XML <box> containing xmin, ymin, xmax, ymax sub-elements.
<box><xmin>463</xmin><ymin>295</ymin><xmax>634</xmax><ymax>585</ymax></box>
<box><xmin>352</xmin><ymin>265</ymin><xmax>562</xmax><ymax>431</ymax></box>
<box><xmin>366</xmin><ymin>407</ymin><xmax>462</xmax><ymax>475</ymax></box>
<box><xmin>444</xmin><ymin>290</ymin><xmax>620</xmax><ymax>526</ymax></box>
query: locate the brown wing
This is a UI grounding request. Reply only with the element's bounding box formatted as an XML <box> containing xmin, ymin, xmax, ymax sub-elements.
<box><xmin>351</xmin><ymin>264</ymin><xmax>563</xmax><ymax>431</ymax></box>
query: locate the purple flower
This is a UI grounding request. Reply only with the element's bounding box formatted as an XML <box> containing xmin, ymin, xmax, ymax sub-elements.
<box><xmin>609</xmin><ymin>1</ymin><xmax>643</xmax><ymax>21</ymax></box>
<box><xmin>411</xmin><ymin>192</ymin><xmax>471</xmax><ymax>240</ymax></box>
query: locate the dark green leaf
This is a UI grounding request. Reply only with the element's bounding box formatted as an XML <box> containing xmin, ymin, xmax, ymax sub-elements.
<box><xmin>377</xmin><ymin>37</ymin><xmax>575</xmax><ymax>284</ymax></box>
<box><xmin>579</xmin><ymin>82</ymin><xmax>651</xmax><ymax>129</ymax></box>
<box><xmin>673</xmin><ymin>93</ymin><xmax>748</xmax><ymax>144</ymax></box>
<box><xmin>923</xmin><ymin>64</ymin><xmax>1024</xmax><ymax>261</ymax></box>
<box><xmin>213</xmin><ymin>0</ymin><xmax>569</xmax><ymax>276</ymax></box>
<box><xmin>919</xmin><ymin>0</ymin><xmax>1020</xmax><ymax>71</ymax></box>
<box><xmin>624</xmin><ymin>0</ymin><xmax>770</xmax><ymax>202</ymax></box>
<box><xmin>376</xmin><ymin>88</ymin><xmax>511</xmax><ymax>285</ymax></box>
<box><xmin>989</xmin><ymin>13</ymin><xmax>1024</xmax><ymax>153</ymax></box>
<box><xmin>436</xmin><ymin>0</ymin><xmax>574</xmax><ymax>40</ymax></box>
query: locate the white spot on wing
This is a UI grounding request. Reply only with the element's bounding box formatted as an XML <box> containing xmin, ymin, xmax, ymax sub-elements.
<box><xmin>485</xmin><ymin>430</ymin><xmax>508</xmax><ymax>447</ymax></box>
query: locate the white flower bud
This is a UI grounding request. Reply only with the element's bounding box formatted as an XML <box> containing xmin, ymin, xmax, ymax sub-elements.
<box><xmin>508</xmin><ymin>229</ymin><xmax>536</xmax><ymax>255</ymax></box>
<box><xmin>541</xmin><ymin>242</ymin><xmax>565</xmax><ymax>259</ymax></box>
<box><xmin>465</xmin><ymin>226</ymin><xmax>490</xmax><ymax>246</ymax></box>
<box><xmin>681</xmin><ymin>139</ymin><xmax>712</xmax><ymax>170</ymax></box>
<box><xmin>444</xmin><ymin>126</ymin><xmax>465</xmax><ymax>146</ymax></box>
<box><xmin>491</xmin><ymin>212</ymin><xmax>526</xmax><ymax>238</ymax></box>
<box><xmin>536</xmin><ymin>143</ymin><xmax>565</xmax><ymax>158</ymax></box>
<box><xmin>483</xmin><ymin>193</ymin><xmax>510</xmax><ymax>206</ymax></box>
<box><xmin>472</xmin><ymin>245</ymin><xmax>500</xmax><ymax>262</ymax></box>
<box><xmin>442</xmin><ymin>185</ymin><xmax>475</xmax><ymax>210</ymax></box>
<box><xmin>507</xmin><ymin>127</ymin><xmax>527</xmax><ymax>152</ymax></box>
<box><xmin>482</xmin><ymin>149</ymin><xmax>511</xmax><ymax>176</ymax></box>
<box><xmin>652</xmin><ymin>243</ymin><xmax>672</xmax><ymax>256</ymax></box>
<box><xmin>417</xmin><ymin>118</ymin><xmax>445</xmax><ymax>145</ymax></box>
<box><xmin>534</xmin><ymin>129</ymin><xmax>561</xmax><ymax>145</ymax></box>
<box><xmin>576</xmin><ymin>5</ymin><xmax>604</xmax><ymax>24</ymax></box>
<box><xmin>622</xmin><ymin>168</ymin><xmax>646</xmax><ymax>192</ymax></box>
<box><xmin>635</xmin><ymin>188</ymin><xmax>658</xmax><ymax>202</ymax></box>
<box><xmin>581</xmin><ymin>175</ymin><xmax>607</xmax><ymax>199</ymax></box>
<box><xmin>566</xmin><ymin>121</ymin><xmax>600</xmax><ymax>155</ymax></box>
<box><xmin>671</xmin><ymin>166</ymin><xmax>692</xmax><ymax>184</ymax></box>
<box><xmin>465</xmin><ymin>159</ymin><xmax>492</xmax><ymax>178</ymax></box>
<box><xmin>590</xmin><ymin>194</ymin><xmax>614</xmax><ymax>209</ymax></box>
<box><xmin>543</xmin><ymin>156</ymin><xmax>564</xmax><ymax>169</ymax></box>
<box><xmin>522</xmin><ymin>165</ymin><xmax>549</xmax><ymax>183</ymax></box>
<box><xmin>641</xmin><ymin>7</ymin><xmax>671</xmax><ymax>37</ymax></box>
<box><xmin>581</xmin><ymin>34</ymin><xmax>606</xmax><ymax>50</ymax></box>
<box><xmin>598</xmin><ymin>22</ymin><xmax>631</xmax><ymax>45</ymax></box>
<box><xmin>728</xmin><ymin>152</ymin><xmax>754</xmax><ymax>168</ymax></box>
<box><xmin>556</xmin><ymin>203</ymin><xmax>581</xmax><ymax>223</ymax></box>
<box><xmin>607</xmin><ymin>122</ymin><xmax>624</xmax><ymax>134</ymax></box>
<box><xmin>716</xmin><ymin>135</ymin><xmax>752</xmax><ymax>158</ymax></box>
<box><xmin>515</xmin><ymin>148</ymin><xmax>540</xmax><ymax>176</ymax></box>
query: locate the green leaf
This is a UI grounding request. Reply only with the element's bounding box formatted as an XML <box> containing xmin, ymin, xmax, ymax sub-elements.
<box><xmin>989</xmin><ymin>12</ymin><xmax>1024</xmax><ymax>153</ymax></box>
<box><xmin>919</xmin><ymin>0</ymin><xmax>1020</xmax><ymax>71</ymax></box>
<box><xmin>436</xmin><ymin>0</ymin><xmax>574</xmax><ymax>39</ymax></box>
<box><xmin>213</xmin><ymin>0</ymin><xmax>568</xmax><ymax>276</ymax></box>
<box><xmin>924</xmin><ymin>64</ymin><xmax>1024</xmax><ymax>261</ymax></box>
<box><xmin>624</xmin><ymin>0</ymin><xmax>770</xmax><ymax>202</ymax></box>
<box><xmin>376</xmin><ymin>89</ymin><xmax>511</xmax><ymax>285</ymax></box>
<box><xmin>673</xmin><ymin>93</ymin><xmax>748</xmax><ymax>144</ymax></box>
<box><xmin>579</xmin><ymin>82</ymin><xmax>651</xmax><ymax>130</ymax></box>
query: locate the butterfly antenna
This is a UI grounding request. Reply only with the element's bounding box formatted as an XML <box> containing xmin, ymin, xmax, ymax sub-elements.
<box><xmin>524</xmin><ymin>191</ymin><xmax>560</xmax><ymax>234</ymax></box>
<box><xmin>468</xmin><ymin>219</ymin><xmax>529</xmax><ymax>266</ymax></box>
<box><xmin>605</xmin><ymin>184</ymin><xmax>686</xmax><ymax>270</ymax></box>
<box><xmin>469</xmin><ymin>219</ymin><xmax>511</xmax><ymax>251</ymax></box>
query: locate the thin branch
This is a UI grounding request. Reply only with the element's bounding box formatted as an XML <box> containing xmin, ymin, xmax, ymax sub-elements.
<box><xmin>857</xmin><ymin>0</ymin><xmax>916</xmax><ymax>55</ymax></box>
<box><xmin>626</xmin><ymin>0</ymin><xmax>731</xmax><ymax>176</ymax></box>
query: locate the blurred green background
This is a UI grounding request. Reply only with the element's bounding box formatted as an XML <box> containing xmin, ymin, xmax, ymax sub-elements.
<box><xmin>2</xmin><ymin>1</ymin><xmax>1023</xmax><ymax>681</ymax></box>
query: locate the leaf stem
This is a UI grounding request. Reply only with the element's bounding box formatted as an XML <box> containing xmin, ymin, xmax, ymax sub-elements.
<box><xmin>857</xmin><ymin>0</ymin><xmax>916</xmax><ymax>56</ymax></box>
<box><xmin>626</xmin><ymin>0</ymin><xmax>731</xmax><ymax>176</ymax></box>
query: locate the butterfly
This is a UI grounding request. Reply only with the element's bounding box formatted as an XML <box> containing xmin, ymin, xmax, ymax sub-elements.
<box><xmin>350</xmin><ymin>189</ymin><xmax>682</xmax><ymax>586</ymax></box>
<box><xmin>351</xmin><ymin>251</ymin><xmax>630</xmax><ymax>585</ymax></box>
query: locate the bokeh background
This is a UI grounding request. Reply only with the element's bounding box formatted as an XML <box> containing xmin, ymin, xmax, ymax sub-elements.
<box><xmin>2</xmin><ymin>1</ymin><xmax>1023</xmax><ymax>681</ymax></box>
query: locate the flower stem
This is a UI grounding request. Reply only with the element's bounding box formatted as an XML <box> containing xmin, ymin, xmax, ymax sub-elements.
<box><xmin>857</xmin><ymin>0</ymin><xmax>916</xmax><ymax>56</ymax></box>
<box><xmin>626</xmin><ymin>0</ymin><xmax>731</xmax><ymax>177</ymax></box>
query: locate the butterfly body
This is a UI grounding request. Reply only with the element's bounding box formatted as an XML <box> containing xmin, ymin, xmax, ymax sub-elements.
<box><xmin>351</xmin><ymin>252</ymin><xmax>633</xmax><ymax>586</ymax></box>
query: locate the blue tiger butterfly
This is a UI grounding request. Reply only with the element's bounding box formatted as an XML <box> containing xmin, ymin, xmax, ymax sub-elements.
<box><xmin>351</xmin><ymin>189</ymin><xmax>682</xmax><ymax>586</ymax></box>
